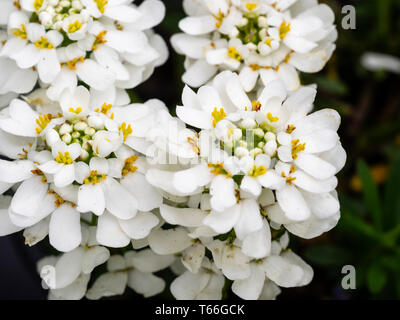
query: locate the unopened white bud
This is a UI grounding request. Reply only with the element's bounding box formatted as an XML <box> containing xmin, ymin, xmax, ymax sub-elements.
<box><xmin>258</xmin><ymin>141</ymin><xmax>265</xmax><ymax>148</ymax></box>
<box><xmin>59</xmin><ymin>123</ymin><xmax>73</xmax><ymax>135</ymax></box>
<box><xmin>254</xmin><ymin>128</ymin><xmax>264</xmax><ymax>137</ymax></box>
<box><xmin>72</xmin><ymin>0</ymin><xmax>82</xmax><ymax>10</ymax></box>
<box><xmin>232</xmin><ymin>128</ymin><xmax>242</xmax><ymax>140</ymax></box>
<box><xmin>239</xmin><ymin>140</ymin><xmax>247</xmax><ymax>148</ymax></box>
<box><xmin>258</xmin><ymin>16</ymin><xmax>268</xmax><ymax>28</ymax></box>
<box><xmin>264</xmin><ymin>140</ymin><xmax>277</xmax><ymax>156</ymax></box>
<box><xmin>80</xmin><ymin>149</ymin><xmax>89</xmax><ymax>160</ymax></box>
<box><xmin>62</xmin><ymin>133</ymin><xmax>72</xmax><ymax>144</ymax></box>
<box><xmin>237</xmin><ymin>18</ymin><xmax>248</xmax><ymax>27</ymax></box>
<box><xmin>264</xmin><ymin>132</ymin><xmax>276</xmax><ymax>142</ymax></box>
<box><xmin>84</xmin><ymin>127</ymin><xmax>96</xmax><ymax>136</ymax></box>
<box><xmin>49</xmin><ymin>0</ymin><xmax>59</xmax><ymax>6</ymax></box>
<box><xmin>241</xmin><ymin>118</ymin><xmax>256</xmax><ymax>129</ymax></box>
<box><xmin>88</xmin><ymin>116</ymin><xmax>104</xmax><ymax>129</ymax></box>
<box><xmin>60</xmin><ymin>0</ymin><xmax>70</xmax><ymax>8</ymax></box>
<box><xmin>246</xmin><ymin>42</ymin><xmax>257</xmax><ymax>51</ymax></box>
<box><xmin>235</xmin><ymin>147</ymin><xmax>249</xmax><ymax>158</ymax></box>
<box><xmin>249</xmin><ymin>147</ymin><xmax>262</xmax><ymax>158</ymax></box>
<box><xmin>71</xmin><ymin>131</ymin><xmax>80</xmax><ymax>139</ymax></box>
<box><xmin>74</xmin><ymin>121</ymin><xmax>87</xmax><ymax>131</ymax></box>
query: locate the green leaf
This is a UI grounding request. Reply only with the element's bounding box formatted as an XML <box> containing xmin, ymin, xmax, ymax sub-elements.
<box><xmin>383</xmin><ymin>154</ymin><xmax>400</xmax><ymax>226</ymax></box>
<box><xmin>357</xmin><ymin>160</ymin><xmax>383</xmax><ymax>231</ymax></box>
<box><xmin>367</xmin><ymin>263</ymin><xmax>387</xmax><ymax>294</ymax></box>
<box><xmin>304</xmin><ymin>245</ymin><xmax>351</xmax><ymax>267</ymax></box>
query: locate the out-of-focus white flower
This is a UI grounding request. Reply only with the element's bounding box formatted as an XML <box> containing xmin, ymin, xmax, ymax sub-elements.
<box><xmin>172</xmin><ymin>0</ymin><xmax>337</xmax><ymax>91</ymax></box>
<box><xmin>361</xmin><ymin>52</ymin><xmax>400</xmax><ymax>74</ymax></box>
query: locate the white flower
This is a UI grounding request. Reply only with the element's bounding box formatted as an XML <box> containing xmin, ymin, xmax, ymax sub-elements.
<box><xmin>172</xmin><ymin>0</ymin><xmax>337</xmax><ymax>91</ymax></box>
<box><xmin>38</xmin><ymin>226</ymin><xmax>110</xmax><ymax>299</ymax></box>
<box><xmin>0</xmin><ymin>0</ymin><xmax>168</xmax><ymax>99</ymax></box>
<box><xmin>361</xmin><ymin>52</ymin><xmax>400</xmax><ymax>74</ymax></box>
<box><xmin>170</xmin><ymin>257</ymin><xmax>225</xmax><ymax>300</ymax></box>
<box><xmin>86</xmin><ymin>250</ymin><xmax>173</xmax><ymax>299</ymax></box>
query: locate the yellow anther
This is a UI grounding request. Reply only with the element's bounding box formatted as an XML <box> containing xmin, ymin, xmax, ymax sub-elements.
<box><xmin>249</xmin><ymin>165</ymin><xmax>266</xmax><ymax>177</ymax></box>
<box><xmin>284</xmin><ymin>53</ymin><xmax>291</xmax><ymax>64</ymax></box>
<box><xmin>94</xmin><ymin>0</ymin><xmax>108</xmax><ymax>13</ymax></box>
<box><xmin>252</xmin><ymin>100</ymin><xmax>261</xmax><ymax>111</ymax></box>
<box><xmin>49</xmin><ymin>190</ymin><xmax>66</xmax><ymax>207</ymax></box>
<box><xmin>68</xmin><ymin>107</ymin><xmax>82</xmax><ymax>114</ymax></box>
<box><xmin>18</xmin><ymin>148</ymin><xmax>29</xmax><ymax>160</ymax></box>
<box><xmin>13</xmin><ymin>24</ymin><xmax>27</xmax><ymax>40</ymax></box>
<box><xmin>33</xmin><ymin>0</ymin><xmax>43</xmax><ymax>11</ymax></box>
<box><xmin>31</xmin><ymin>168</ymin><xmax>47</xmax><ymax>183</ymax></box>
<box><xmin>291</xmin><ymin>139</ymin><xmax>305</xmax><ymax>160</ymax></box>
<box><xmin>187</xmin><ymin>136</ymin><xmax>200</xmax><ymax>155</ymax></box>
<box><xmin>286</xmin><ymin>124</ymin><xmax>296</xmax><ymax>134</ymax></box>
<box><xmin>212</xmin><ymin>10</ymin><xmax>225</xmax><ymax>28</ymax></box>
<box><xmin>64</xmin><ymin>56</ymin><xmax>84</xmax><ymax>70</ymax></box>
<box><xmin>34</xmin><ymin>36</ymin><xmax>53</xmax><ymax>49</ymax></box>
<box><xmin>264</xmin><ymin>38</ymin><xmax>272</xmax><ymax>46</ymax></box>
<box><xmin>114</xmin><ymin>21</ymin><xmax>124</xmax><ymax>30</ymax></box>
<box><xmin>95</xmin><ymin>103</ymin><xmax>112</xmax><ymax>115</ymax></box>
<box><xmin>122</xmin><ymin>155</ymin><xmax>138</xmax><ymax>176</ymax></box>
<box><xmin>84</xmin><ymin>170</ymin><xmax>106</xmax><ymax>184</ymax></box>
<box><xmin>119</xmin><ymin>122</ymin><xmax>132</xmax><ymax>142</ymax></box>
<box><xmin>245</xmin><ymin>3</ymin><xmax>257</xmax><ymax>11</ymax></box>
<box><xmin>55</xmin><ymin>151</ymin><xmax>73</xmax><ymax>165</ymax></box>
<box><xmin>13</xmin><ymin>1</ymin><xmax>21</xmax><ymax>10</ymax></box>
<box><xmin>92</xmin><ymin>30</ymin><xmax>107</xmax><ymax>50</ymax></box>
<box><xmin>208</xmin><ymin>163</ymin><xmax>231</xmax><ymax>178</ymax></box>
<box><xmin>281</xmin><ymin>166</ymin><xmax>296</xmax><ymax>185</ymax></box>
<box><xmin>279</xmin><ymin>21</ymin><xmax>291</xmax><ymax>39</ymax></box>
<box><xmin>267</xmin><ymin>112</ymin><xmax>279</xmax><ymax>123</ymax></box>
<box><xmin>35</xmin><ymin>114</ymin><xmax>51</xmax><ymax>134</ymax></box>
<box><xmin>227</xmin><ymin>46</ymin><xmax>242</xmax><ymax>61</ymax></box>
<box><xmin>68</xmin><ymin>20</ymin><xmax>82</xmax><ymax>33</ymax></box>
<box><xmin>211</xmin><ymin>107</ymin><xmax>226</xmax><ymax>127</ymax></box>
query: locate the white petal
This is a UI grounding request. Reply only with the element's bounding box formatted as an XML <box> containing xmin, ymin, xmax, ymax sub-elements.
<box><xmin>128</xmin><ymin>270</ymin><xmax>165</xmax><ymax>298</ymax></box>
<box><xmin>148</xmin><ymin>227</ymin><xmax>193</xmax><ymax>255</ymax></box>
<box><xmin>49</xmin><ymin>204</ymin><xmax>81</xmax><ymax>252</ymax></box>
<box><xmin>96</xmin><ymin>212</ymin><xmax>130</xmax><ymax>248</ymax></box>
<box><xmin>86</xmin><ymin>271</ymin><xmax>128</xmax><ymax>300</ymax></box>
<box><xmin>119</xmin><ymin>211</ymin><xmax>159</xmax><ymax>239</ymax></box>
<box><xmin>160</xmin><ymin>204</ymin><xmax>207</xmax><ymax>227</ymax></box>
<box><xmin>77</xmin><ymin>183</ymin><xmax>105</xmax><ymax>216</ymax></box>
<box><xmin>276</xmin><ymin>184</ymin><xmax>311</xmax><ymax>221</ymax></box>
<box><xmin>232</xmin><ymin>263</ymin><xmax>265</xmax><ymax>300</ymax></box>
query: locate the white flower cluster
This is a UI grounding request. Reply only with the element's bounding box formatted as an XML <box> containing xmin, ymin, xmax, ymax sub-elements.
<box><xmin>172</xmin><ymin>0</ymin><xmax>337</xmax><ymax>91</ymax></box>
<box><xmin>0</xmin><ymin>0</ymin><xmax>345</xmax><ymax>301</ymax></box>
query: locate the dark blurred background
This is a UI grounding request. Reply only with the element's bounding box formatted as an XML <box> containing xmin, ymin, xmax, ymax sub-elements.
<box><xmin>1</xmin><ymin>0</ymin><xmax>399</xmax><ymax>300</ymax></box>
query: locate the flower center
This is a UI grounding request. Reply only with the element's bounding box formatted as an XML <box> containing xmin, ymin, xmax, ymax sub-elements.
<box><xmin>84</xmin><ymin>170</ymin><xmax>106</xmax><ymax>184</ymax></box>
<box><xmin>122</xmin><ymin>155</ymin><xmax>138</xmax><ymax>176</ymax></box>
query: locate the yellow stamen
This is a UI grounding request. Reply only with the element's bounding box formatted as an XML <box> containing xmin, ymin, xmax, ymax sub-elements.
<box><xmin>35</xmin><ymin>114</ymin><xmax>51</xmax><ymax>134</ymax></box>
<box><xmin>33</xmin><ymin>0</ymin><xmax>43</xmax><ymax>11</ymax></box>
<box><xmin>64</xmin><ymin>56</ymin><xmax>84</xmax><ymax>70</ymax></box>
<box><xmin>13</xmin><ymin>24</ymin><xmax>27</xmax><ymax>40</ymax></box>
<box><xmin>249</xmin><ymin>165</ymin><xmax>266</xmax><ymax>177</ymax></box>
<box><xmin>264</xmin><ymin>38</ymin><xmax>272</xmax><ymax>46</ymax></box>
<box><xmin>49</xmin><ymin>190</ymin><xmax>66</xmax><ymax>207</ymax></box>
<box><xmin>227</xmin><ymin>46</ymin><xmax>242</xmax><ymax>61</ymax></box>
<box><xmin>252</xmin><ymin>100</ymin><xmax>261</xmax><ymax>111</ymax></box>
<box><xmin>267</xmin><ymin>112</ymin><xmax>279</xmax><ymax>122</ymax></box>
<box><xmin>279</xmin><ymin>21</ymin><xmax>291</xmax><ymax>39</ymax></box>
<box><xmin>34</xmin><ymin>36</ymin><xmax>53</xmax><ymax>49</ymax></box>
<box><xmin>119</xmin><ymin>122</ymin><xmax>132</xmax><ymax>142</ymax></box>
<box><xmin>212</xmin><ymin>10</ymin><xmax>225</xmax><ymax>28</ymax></box>
<box><xmin>286</xmin><ymin>124</ymin><xmax>296</xmax><ymax>134</ymax></box>
<box><xmin>68</xmin><ymin>107</ymin><xmax>82</xmax><ymax>114</ymax></box>
<box><xmin>211</xmin><ymin>107</ymin><xmax>226</xmax><ymax>127</ymax></box>
<box><xmin>13</xmin><ymin>1</ymin><xmax>21</xmax><ymax>10</ymax></box>
<box><xmin>95</xmin><ymin>103</ymin><xmax>112</xmax><ymax>115</ymax></box>
<box><xmin>84</xmin><ymin>170</ymin><xmax>106</xmax><ymax>184</ymax></box>
<box><xmin>92</xmin><ymin>30</ymin><xmax>107</xmax><ymax>50</ymax></box>
<box><xmin>291</xmin><ymin>139</ymin><xmax>305</xmax><ymax>160</ymax></box>
<box><xmin>187</xmin><ymin>136</ymin><xmax>200</xmax><ymax>155</ymax></box>
<box><xmin>122</xmin><ymin>155</ymin><xmax>138</xmax><ymax>176</ymax></box>
<box><xmin>55</xmin><ymin>151</ymin><xmax>73</xmax><ymax>165</ymax></box>
<box><xmin>245</xmin><ymin>3</ymin><xmax>257</xmax><ymax>11</ymax></box>
<box><xmin>68</xmin><ymin>20</ymin><xmax>82</xmax><ymax>33</ymax></box>
<box><xmin>94</xmin><ymin>0</ymin><xmax>108</xmax><ymax>13</ymax></box>
<box><xmin>208</xmin><ymin>163</ymin><xmax>231</xmax><ymax>178</ymax></box>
